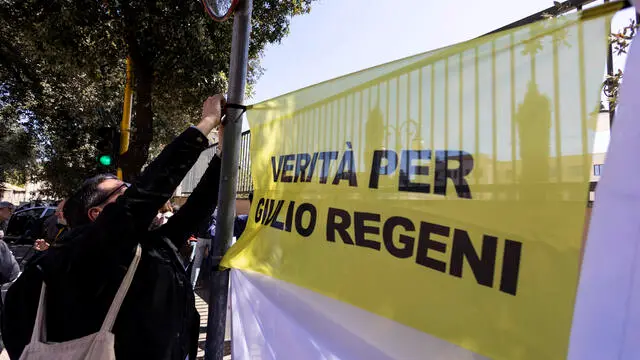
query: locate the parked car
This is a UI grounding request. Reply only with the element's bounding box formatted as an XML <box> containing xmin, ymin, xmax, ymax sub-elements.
<box><xmin>14</xmin><ymin>200</ymin><xmax>56</xmax><ymax>213</ymax></box>
<box><xmin>4</xmin><ymin>205</ymin><xmax>56</xmax><ymax>245</ymax></box>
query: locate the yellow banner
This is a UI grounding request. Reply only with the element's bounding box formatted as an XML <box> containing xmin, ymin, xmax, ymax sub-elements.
<box><xmin>223</xmin><ymin>5</ymin><xmax>618</xmax><ymax>360</ymax></box>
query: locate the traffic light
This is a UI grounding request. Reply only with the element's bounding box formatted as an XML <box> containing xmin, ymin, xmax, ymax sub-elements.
<box><xmin>96</xmin><ymin>127</ymin><xmax>120</xmax><ymax>169</ymax></box>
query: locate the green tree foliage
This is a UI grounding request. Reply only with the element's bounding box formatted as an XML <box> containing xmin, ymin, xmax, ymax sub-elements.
<box><xmin>0</xmin><ymin>101</ymin><xmax>36</xmax><ymax>188</ymax></box>
<box><xmin>603</xmin><ymin>18</ymin><xmax>638</xmax><ymax>111</ymax></box>
<box><xmin>0</xmin><ymin>0</ymin><xmax>314</xmax><ymax>196</ymax></box>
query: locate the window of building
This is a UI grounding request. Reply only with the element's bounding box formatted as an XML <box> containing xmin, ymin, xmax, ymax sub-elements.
<box><xmin>594</xmin><ymin>164</ymin><xmax>604</xmax><ymax>176</ymax></box>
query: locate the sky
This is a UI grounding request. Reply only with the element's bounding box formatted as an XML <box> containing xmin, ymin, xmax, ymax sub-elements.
<box><xmin>251</xmin><ymin>0</ymin><xmax>635</xmax><ymax>103</ymax></box>
<box><xmin>246</xmin><ymin>0</ymin><xmax>637</xmax><ymax>153</ymax></box>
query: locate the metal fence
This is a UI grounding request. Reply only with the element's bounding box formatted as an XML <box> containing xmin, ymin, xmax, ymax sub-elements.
<box><xmin>178</xmin><ymin>130</ymin><xmax>252</xmax><ymax>197</ymax></box>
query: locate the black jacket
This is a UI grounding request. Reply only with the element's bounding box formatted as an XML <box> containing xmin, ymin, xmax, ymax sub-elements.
<box><xmin>2</xmin><ymin>127</ymin><xmax>222</xmax><ymax>360</ymax></box>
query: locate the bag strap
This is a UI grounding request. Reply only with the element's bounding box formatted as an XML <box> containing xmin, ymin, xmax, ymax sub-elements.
<box><xmin>27</xmin><ymin>245</ymin><xmax>142</xmax><ymax>343</ymax></box>
<box><xmin>29</xmin><ymin>282</ymin><xmax>47</xmax><ymax>344</ymax></box>
<box><xmin>100</xmin><ymin>245</ymin><xmax>142</xmax><ymax>331</ymax></box>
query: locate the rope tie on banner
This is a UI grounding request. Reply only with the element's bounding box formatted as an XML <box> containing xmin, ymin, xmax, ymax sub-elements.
<box><xmin>221</xmin><ymin>103</ymin><xmax>251</xmax><ymax>126</ymax></box>
<box><xmin>208</xmin><ymin>103</ymin><xmax>252</xmax><ymax>149</ymax></box>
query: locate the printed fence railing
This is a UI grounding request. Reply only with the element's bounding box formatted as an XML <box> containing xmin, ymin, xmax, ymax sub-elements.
<box><xmin>178</xmin><ymin>0</ymin><xmax>620</xmax><ymax>203</ymax></box>
<box><xmin>250</xmin><ymin>10</ymin><xmax>601</xmax><ymax>203</ymax></box>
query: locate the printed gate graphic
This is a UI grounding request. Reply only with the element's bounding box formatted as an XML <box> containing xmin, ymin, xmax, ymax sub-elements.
<box><xmin>222</xmin><ymin>4</ymin><xmax>620</xmax><ymax>360</ymax></box>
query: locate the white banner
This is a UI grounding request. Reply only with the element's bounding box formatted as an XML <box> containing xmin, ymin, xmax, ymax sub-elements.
<box><xmin>230</xmin><ymin>269</ymin><xmax>487</xmax><ymax>360</ymax></box>
<box><xmin>568</xmin><ymin>4</ymin><xmax>640</xmax><ymax>360</ymax></box>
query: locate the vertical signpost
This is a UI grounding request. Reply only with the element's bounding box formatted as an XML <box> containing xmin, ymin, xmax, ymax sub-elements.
<box><xmin>202</xmin><ymin>0</ymin><xmax>253</xmax><ymax>359</ymax></box>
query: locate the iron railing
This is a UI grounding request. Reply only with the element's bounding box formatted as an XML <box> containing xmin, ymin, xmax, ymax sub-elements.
<box><xmin>178</xmin><ymin>130</ymin><xmax>252</xmax><ymax>197</ymax></box>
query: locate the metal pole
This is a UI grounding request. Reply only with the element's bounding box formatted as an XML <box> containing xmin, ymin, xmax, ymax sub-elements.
<box><xmin>205</xmin><ymin>0</ymin><xmax>253</xmax><ymax>359</ymax></box>
<box><xmin>117</xmin><ymin>57</ymin><xmax>134</xmax><ymax>181</ymax></box>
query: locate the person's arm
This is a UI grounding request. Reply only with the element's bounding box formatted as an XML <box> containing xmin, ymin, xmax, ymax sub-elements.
<box><xmin>9</xmin><ymin>247</ymin><xmax>19</xmax><ymax>281</ymax></box>
<box><xmin>98</xmin><ymin>95</ymin><xmax>225</xmax><ymax>235</ymax></box>
<box><xmin>76</xmin><ymin>127</ymin><xmax>211</xmax><ymax>266</ymax></box>
<box><xmin>101</xmin><ymin>129</ymin><xmax>210</xmax><ymax>232</ymax></box>
<box><xmin>157</xmin><ymin>125</ymin><xmax>225</xmax><ymax>248</ymax></box>
<box><xmin>0</xmin><ymin>241</ymin><xmax>19</xmax><ymax>283</ymax></box>
<box><xmin>156</xmin><ymin>154</ymin><xmax>222</xmax><ymax>248</ymax></box>
<box><xmin>70</xmin><ymin>96</ymin><xmax>225</xmax><ymax>267</ymax></box>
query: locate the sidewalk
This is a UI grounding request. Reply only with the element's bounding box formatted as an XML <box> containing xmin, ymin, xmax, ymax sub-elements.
<box><xmin>194</xmin><ymin>290</ymin><xmax>232</xmax><ymax>360</ymax></box>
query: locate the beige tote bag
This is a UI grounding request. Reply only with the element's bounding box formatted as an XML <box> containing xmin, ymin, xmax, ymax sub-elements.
<box><xmin>19</xmin><ymin>245</ymin><xmax>142</xmax><ymax>360</ymax></box>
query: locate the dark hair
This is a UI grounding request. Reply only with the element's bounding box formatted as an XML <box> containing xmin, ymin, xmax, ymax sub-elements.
<box><xmin>64</xmin><ymin>174</ymin><xmax>118</xmax><ymax>228</ymax></box>
<box><xmin>248</xmin><ymin>191</ymin><xmax>253</xmax><ymax>204</ymax></box>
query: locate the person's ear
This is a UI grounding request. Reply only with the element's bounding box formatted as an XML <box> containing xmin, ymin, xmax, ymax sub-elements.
<box><xmin>88</xmin><ymin>207</ymin><xmax>102</xmax><ymax>222</ymax></box>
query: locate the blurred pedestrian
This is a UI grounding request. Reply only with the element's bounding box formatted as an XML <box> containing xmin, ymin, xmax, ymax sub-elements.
<box><xmin>0</xmin><ymin>202</ymin><xmax>15</xmax><ymax>241</ymax></box>
<box><xmin>34</xmin><ymin>200</ymin><xmax>69</xmax><ymax>252</ymax></box>
<box><xmin>3</xmin><ymin>95</ymin><xmax>227</xmax><ymax>360</ymax></box>
<box><xmin>45</xmin><ymin>200</ymin><xmax>68</xmax><ymax>242</ymax></box>
<box><xmin>0</xmin><ymin>240</ymin><xmax>18</xmax><ymax>286</ymax></box>
<box><xmin>233</xmin><ymin>191</ymin><xmax>253</xmax><ymax>239</ymax></box>
<box><xmin>190</xmin><ymin>209</ymin><xmax>215</xmax><ymax>289</ymax></box>
<box><xmin>191</xmin><ymin>192</ymin><xmax>251</xmax><ymax>289</ymax></box>
<box><xmin>0</xmin><ymin>236</ymin><xmax>18</xmax><ymax>356</ymax></box>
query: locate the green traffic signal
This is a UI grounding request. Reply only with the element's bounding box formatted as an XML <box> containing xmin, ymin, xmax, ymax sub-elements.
<box><xmin>96</xmin><ymin>126</ymin><xmax>120</xmax><ymax>167</ymax></box>
<box><xmin>98</xmin><ymin>155</ymin><xmax>113</xmax><ymax>166</ymax></box>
